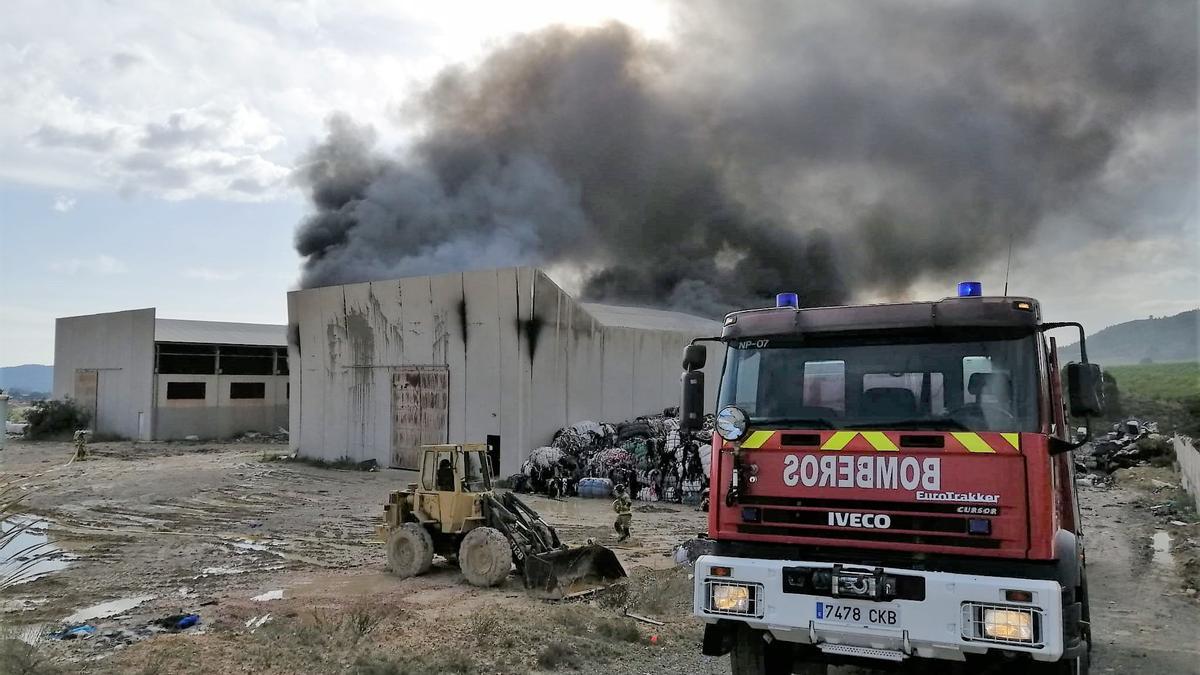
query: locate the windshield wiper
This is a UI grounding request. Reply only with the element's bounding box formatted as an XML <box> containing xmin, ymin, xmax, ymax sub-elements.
<box><xmin>753</xmin><ymin>417</ymin><xmax>837</xmax><ymax>429</ymax></box>
<box><xmin>843</xmin><ymin>418</ymin><xmax>969</xmax><ymax>431</ymax></box>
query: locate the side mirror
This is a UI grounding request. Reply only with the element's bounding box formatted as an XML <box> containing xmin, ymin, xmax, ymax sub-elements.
<box><xmin>680</xmin><ymin>370</ymin><xmax>705</xmax><ymax>432</ymax></box>
<box><xmin>683</xmin><ymin>344</ymin><xmax>707</xmax><ymax>371</ymax></box>
<box><xmin>1066</xmin><ymin>363</ymin><xmax>1105</xmax><ymax>418</ymax></box>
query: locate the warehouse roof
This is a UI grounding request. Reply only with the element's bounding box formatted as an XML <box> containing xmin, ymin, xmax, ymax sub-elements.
<box><xmin>581</xmin><ymin>302</ymin><xmax>721</xmax><ymax>335</ymax></box>
<box><xmin>154</xmin><ymin>319</ymin><xmax>287</xmax><ymax>346</ymax></box>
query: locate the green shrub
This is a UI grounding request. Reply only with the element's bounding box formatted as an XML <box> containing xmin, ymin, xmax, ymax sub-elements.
<box><xmin>22</xmin><ymin>398</ymin><xmax>90</xmax><ymax>439</ymax></box>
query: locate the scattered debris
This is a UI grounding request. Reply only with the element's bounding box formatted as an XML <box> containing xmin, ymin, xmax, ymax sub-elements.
<box><xmin>671</xmin><ymin>537</ymin><xmax>717</xmax><ymax>566</ymax></box>
<box><xmin>48</xmin><ymin>624</ymin><xmax>96</xmax><ymax>640</ymax></box>
<box><xmin>234</xmin><ymin>428</ymin><xmax>290</xmax><ymax>444</ymax></box>
<box><xmin>514</xmin><ymin>409</ymin><xmax>715</xmax><ymax>503</ymax></box>
<box><xmin>150</xmin><ymin>613</ymin><xmax>201</xmax><ymax>631</ymax></box>
<box><xmin>1079</xmin><ymin>419</ymin><xmax>1174</xmax><ymax>475</ymax></box>
<box><xmin>245</xmin><ymin>614</ymin><xmax>272</xmax><ymax>630</ymax></box>
<box><xmin>624</xmin><ymin>610</ymin><xmax>664</xmax><ymax>626</ymax></box>
<box><xmin>251</xmin><ymin>589</ymin><xmax>284</xmax><ymax>602</ymax></box>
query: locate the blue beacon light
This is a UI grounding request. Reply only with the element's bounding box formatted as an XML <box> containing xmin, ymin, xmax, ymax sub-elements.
<box><xmin>776</xmin><ymin>292</ymin><xmax>799</xmax><ymax>308</ymax></box>
<box><xmin>957</xmin><ymin>281</ymin><xmax>983</xmax><ymax>298</ymax></box>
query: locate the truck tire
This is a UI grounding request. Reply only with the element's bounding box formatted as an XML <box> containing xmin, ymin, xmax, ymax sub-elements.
<box><xmin>386</xmin><ymin>523</ymin><xmax>434</xmax><ymax>578</ymax></box>
<box><xmin>459</xmin><ymin>526</ymin><xmax>513</xmax><ymax>587</ymax></box>
<box><xmin>730</xmin><ymin>625</ymin><xmax>799</xmax><ymax>675</ymax></box>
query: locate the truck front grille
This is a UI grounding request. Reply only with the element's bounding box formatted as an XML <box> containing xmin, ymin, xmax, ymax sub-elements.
<box><xmin>736</xmin><ymin>523</ymin><xmax>1002</xmax><ymax>549</ymax></box>
<box><xmin>734</xmin><ymin>497</ymin><xmax>1005</xmax><ymax>549</ymax></box>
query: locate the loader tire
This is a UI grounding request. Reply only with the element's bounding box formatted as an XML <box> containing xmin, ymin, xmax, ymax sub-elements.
<box><xmin>386</xmin><ymin>523</ymin><xmax>433</xmax><ymax>578</ymax></box>
<box><xmin>459</xmin><ymin>526</ymin><xmax>513</xmax><ymax>587</ymax></box>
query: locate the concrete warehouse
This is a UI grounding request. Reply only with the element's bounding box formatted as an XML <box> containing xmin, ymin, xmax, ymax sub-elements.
<box><xmin>287</xmin><ymin>267</ymin><xmax>722</xmax><ymax>475</ymax></box>
<box><xmin>53</xmin><ymin>308</ymin><xmax>288</xmax><ymax>440</ymax></box>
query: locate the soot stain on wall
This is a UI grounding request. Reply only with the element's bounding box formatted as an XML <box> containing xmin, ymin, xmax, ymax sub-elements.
<box><xmin>519</xmin><ymin>316</ymin><xmax>544</xmax><ymax>361</ymax></box>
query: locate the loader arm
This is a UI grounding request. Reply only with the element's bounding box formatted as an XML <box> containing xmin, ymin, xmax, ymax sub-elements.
<box><xmin>479</xmin><ymin>492</ymin><xmax>627</xmax><ymax>598</ymax></box>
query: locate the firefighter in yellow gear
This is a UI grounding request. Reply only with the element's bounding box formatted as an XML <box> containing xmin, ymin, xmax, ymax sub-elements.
<box><xmin>613</xmin><ymin>483</ymin><xmax>633</xmax><ymax>542</ymax></box>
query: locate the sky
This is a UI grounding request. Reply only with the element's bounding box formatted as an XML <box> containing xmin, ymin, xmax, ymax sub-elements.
<box><xmin>0</xmin><ymin>1</ymin><xmax>1196</xmax><ymax>366</ymax></box>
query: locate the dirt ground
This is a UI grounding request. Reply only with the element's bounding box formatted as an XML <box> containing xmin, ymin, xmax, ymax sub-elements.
<box><xmin>1</xmin><ymin>439</ymin><xmax>1198</xmax><ymax>674</ymax></box>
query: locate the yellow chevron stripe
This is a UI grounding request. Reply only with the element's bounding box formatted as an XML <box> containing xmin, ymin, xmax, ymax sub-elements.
<box><xmin>952</xmin><ymin>432</ymin><xmax>996</xmax><ymax>454</ymax></box>
<box><xmin>1000</xmin><ymin>433</ymin><xmax>1020</xmax><ymax>452</ymax></box>
<box><xmin>740</xmin><ymin>430</ymin><xmax>775</xmax><ymax>449</ymax></box>
<box><xmin>860</xmin><ymin>431</ymin><xmax>898</xmax><ymax>452</ymax></box>
<box><xmin>821</xmin><ymin>431</ymin><xmax>858</xmax><ymax>451</ymax></box>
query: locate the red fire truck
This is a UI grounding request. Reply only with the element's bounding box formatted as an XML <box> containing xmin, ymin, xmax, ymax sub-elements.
<box><xmin>680</xmin><ymin>284</ymin><xmax>1104</xmax><ymax>674</ymax></box>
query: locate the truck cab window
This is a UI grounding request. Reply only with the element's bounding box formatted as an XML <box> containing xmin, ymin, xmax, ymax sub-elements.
<box><xmin>863</xmin><ymin>373</ymin><xmax>945</xmax><ymax>415</ymax></box>
<box><xmin>718</xmin><ymin>336</ymin><xmax>1038</xmax><ymax>432</ymax></box>
<box><xmin>803</xmin><ymin>360</ymin><xmax>846</xmax><ymax>414</ymax></box>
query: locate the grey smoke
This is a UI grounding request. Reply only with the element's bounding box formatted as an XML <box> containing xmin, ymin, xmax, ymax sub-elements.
<box><xmin>295</xmin><ymin>0</ymin><xmax>1197</xmax><ymax>316</ymax></box>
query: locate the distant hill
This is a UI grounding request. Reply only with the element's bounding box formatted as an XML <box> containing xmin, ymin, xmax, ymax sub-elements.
<box><xmin>1058</xmin><ymin>309</ymin><xmax>1198</xmax><ymax>366</ymax></box>
<box><xmin>0</xmin><ymin>364</ymin><xmax>53</xmax><ymax>395</ymax></box>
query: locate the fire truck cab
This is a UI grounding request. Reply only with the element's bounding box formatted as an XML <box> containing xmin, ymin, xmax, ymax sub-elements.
<box><xmin>681</xmin><ymin>285</ymin><xmax>1104</xmax><ymax>674</ymax></box>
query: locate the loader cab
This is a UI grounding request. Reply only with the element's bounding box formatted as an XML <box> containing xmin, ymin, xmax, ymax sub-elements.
<box><xmin>420</xmin><ymin>444</ymin><xmax>493</xmax><ymax>493</ymax></box>
<box><xmin>416</xmin><ymin>444</ymin><xmax>491</xmax><ymax>533</ymax></box>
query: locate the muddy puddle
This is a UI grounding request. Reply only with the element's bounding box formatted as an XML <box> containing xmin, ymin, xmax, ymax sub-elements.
<box><xmin>62</xmin><ymin>594</ymin><xmax>155</xmax><ymax>623</ymax></box>
<box><xmin>1151</xmin><ymin>530</ymin><xmax>1173</xmax><ymax>567</ymax></box>
<box><xmin>0</xmin><ymin>517</ymin><xmax>72</xmax><ymax>584</ymax></box>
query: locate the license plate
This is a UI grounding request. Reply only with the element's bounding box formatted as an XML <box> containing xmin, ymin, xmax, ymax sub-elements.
<box><xmin>815</xmin><ymin>600</ymin><xmax>901</xmax><ymax>627</ymax></box>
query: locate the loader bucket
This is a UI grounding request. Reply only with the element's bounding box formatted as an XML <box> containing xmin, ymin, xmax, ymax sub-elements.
<box><xmin>522</xmin><ymin>544</ymin><xmax>627</xmax><ymax>599</ymax></box>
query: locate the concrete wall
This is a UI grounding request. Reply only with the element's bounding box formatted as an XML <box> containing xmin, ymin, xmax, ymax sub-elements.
<box><xmin>289</xmin><ymin>268</ymin><xmax>535</xmax><ymax>473</ymax></box>
<box><xmin>1175</xmin><ymin>436</ymin><xmax>1200</xmax><ymax>514</ymax></box>
<box><xmin>289</xmin><ymin>267</ymin><xmax>721</xmax><ymax>475</ymax></box>
<box><xmin>53</xmin><ymin>308</ymin><xmax>156</xmax><ymax>440</ymax></box>
<box><xmin>153</xmin><ymin>372</ymin><xmax>288</xmax><ymax>440</ymax></box>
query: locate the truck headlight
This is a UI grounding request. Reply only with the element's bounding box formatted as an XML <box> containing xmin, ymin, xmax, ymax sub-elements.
<box><xmin>711</xmin><ymin>584</ymin><xmax>751</xmax><ymax>613</ymax></box>
<box><xmin>716</xmin><ymin>406</ymin><xmax>748</xmax><ymax>441</ymax></box>
<box><xmin>983</xmin><ymin>608</ymin><xmax>1033</xmax><ymax>641</ymax></box>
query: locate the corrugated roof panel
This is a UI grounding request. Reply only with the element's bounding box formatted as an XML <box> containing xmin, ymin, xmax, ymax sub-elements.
<box><xmin>154</xmin><ymin>319</ymin><xmax>287</xmax><ymax>346</ymax></box>
<box><xmin>580</xmin><ymin>302</ymin><xmax>720</xmax><ymax>334</ymax></box>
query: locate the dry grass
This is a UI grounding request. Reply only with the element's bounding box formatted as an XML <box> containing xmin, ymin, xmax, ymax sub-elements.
<box><xmin>536</xmin><ymin>641</ymin><xmax>580</xmax><ymax>670</ymax></box>
<box><xmin>0</xmin><ymin>634</ymin><xmax>61</xmax><ymax>675</ymax></box>
<box><xmin>596</xmin><ymin>617</ymin><xmax>641</xmax><ymax>643</ymax></box>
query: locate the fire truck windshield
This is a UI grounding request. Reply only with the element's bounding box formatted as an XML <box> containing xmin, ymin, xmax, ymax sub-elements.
<box><xmin>717</xmin><ymin>335</ymin><xmax>1039</xmax><ymax>433</ymax></box>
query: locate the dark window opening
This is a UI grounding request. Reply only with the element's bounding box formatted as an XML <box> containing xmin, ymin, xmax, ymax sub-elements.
<box><xmin>275</xmin><ymin>348</ymin><xmax>289</xmax><ymax>375</ymax></box>
<box><xmin>486</xmin><ymin>434</ymin><xmax>501</xmax><ymax>477</ymax></box>
<box><xmin>157</xmin><ymin>343</ymin><xmax>217</xmax><ymax>374</ymax></box>
<box><xmin>230</xmin><ymin>382</ymin><xmax>266</xmax><ymax>399</ymax></box>
<box><xmin>166</xmin><ymin>381</ymin><xmax>206</xmax><ymax>400</ymax></box>
<box><xmin>220</xmin><ymin>345</ymin><xmax>275</xmax><ymax>375</ymax></box>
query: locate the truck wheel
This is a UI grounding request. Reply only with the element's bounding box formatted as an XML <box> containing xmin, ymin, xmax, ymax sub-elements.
<box><xmin>386</xmin><ymin>523</ymin><xmax>434</xmax><ymax>578</ymax></box>
<box><xmin>730</xmin><ymin>625</ymin><xmax>798</xmax><ymax>675</ymax></box>
<box><xmin>459</xmin><ymin>526</ymin><xmax>513</xmax><ymax>587</ymax></box>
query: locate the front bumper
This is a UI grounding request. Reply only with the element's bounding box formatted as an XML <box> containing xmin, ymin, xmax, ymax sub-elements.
<box><xmin>694</xmin><ymin>554</ymin><xmax>1066</xmax><ymax>663</ymax></box>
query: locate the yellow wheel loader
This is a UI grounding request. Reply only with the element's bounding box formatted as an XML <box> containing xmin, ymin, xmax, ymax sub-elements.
<box><xmin>379</xmin><ymin>444</ymin><xmax>626</xmax><ymax>597</ymax></box>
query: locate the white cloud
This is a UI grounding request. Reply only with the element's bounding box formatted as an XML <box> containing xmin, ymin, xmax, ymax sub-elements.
<box><xmin>51</xmin><ymin>194</ymin><xmax>76</xmax><ymax>212</ymax></box>
<box><xmin>49</xmin><ymin>254</ymin><xmax>128</xmax><ymax>275</ymax></box>
<box><xmin>184</xmin><ymin>267</ymin><xmax>242</xmax><ymax>282</ymax></box>
<box><xmin>0</xmin><ymin>1</ymin><xmax>667</xmax><ymax>202</ymax></box>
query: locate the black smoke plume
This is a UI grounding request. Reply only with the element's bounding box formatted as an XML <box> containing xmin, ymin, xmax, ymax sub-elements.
<box><xmin>295</xmin><ymin>1</ymin><xmax>1197</xmax><ymax>316</ymax></box>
